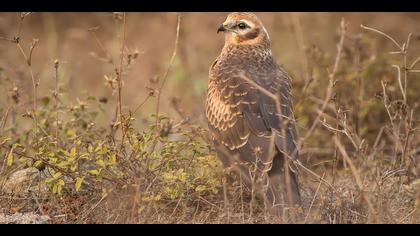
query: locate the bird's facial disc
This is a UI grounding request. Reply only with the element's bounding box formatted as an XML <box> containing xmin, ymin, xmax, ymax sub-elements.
<box><xmin>218</xmin><ymin>18</ymin><xmax>265</xmax><ymax>45</ymax></box>
<box><xmin>218</xmin><ymin>20</ymin><xmax>254</xmax><ymax>35</ymax></box>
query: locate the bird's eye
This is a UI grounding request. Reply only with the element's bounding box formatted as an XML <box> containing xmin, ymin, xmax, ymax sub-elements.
<box><xmin>238</xmin><ymin>22</ymin><xmax>247</xmax><ymax>29</ymax></box>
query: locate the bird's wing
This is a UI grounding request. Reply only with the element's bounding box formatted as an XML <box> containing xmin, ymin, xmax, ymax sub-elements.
<box><xmin>206</xmin><ymin>62</ymin><xmax>299</xmax><ymax>170</ymax></box>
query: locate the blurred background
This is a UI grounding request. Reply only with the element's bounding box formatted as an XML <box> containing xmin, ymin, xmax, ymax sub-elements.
<box><xmin>0</xmin><ymin>12</ymin><xmax>419</xmax><ymax>155</ymax></box>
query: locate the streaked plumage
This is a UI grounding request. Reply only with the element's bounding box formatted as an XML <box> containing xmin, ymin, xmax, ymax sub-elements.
<box><xmin>206</xmin><ymin>12</ymin><xmax>301</xmax><ymax>212</ymax></box>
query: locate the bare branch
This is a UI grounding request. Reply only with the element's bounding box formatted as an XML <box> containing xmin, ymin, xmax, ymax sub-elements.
<box><xmin>117</xmin><ymin>12</ymin><xmax>127</xmax><ymax>146</ymax></box>
<box><xmin>27</xmin><ymin>38</ymin><xmax>39</xmax><ymax>66</ymax></box>
<box><xmin>409</xmin><ymin>55</ymin><xmax>420</xmax><ymax>69</ymax></box>
<box><xmin>299</xmin><ymin>18</ymin><xmax>347</xmax><ymax>149</ymax></box>
<box><xmin>391</xmin><ymin>65</ymin><xmax>406</xmax><ymax>103</ymax></box>
<box><xmin>361</xmin><ymin>24</ymin><xmax>403</xmax><ymax>52</ymax></box>
<box><xmin>304</xmin><ymin>172</ymin><xmax>325</xmax><ymax>223</ymax></box>
<box><xmin>155</xmin><ymin>13</ymin><xmax>182</xmax><ymax>129</ymax></box>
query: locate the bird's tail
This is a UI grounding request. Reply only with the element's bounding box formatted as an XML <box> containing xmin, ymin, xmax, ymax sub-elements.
<box><xmin>265</xmin><ymin>153</ymin><xmax>301</xmax><ymax>217</ymax></box>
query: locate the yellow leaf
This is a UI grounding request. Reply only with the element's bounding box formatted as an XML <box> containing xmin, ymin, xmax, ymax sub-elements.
<box><xmin>52</xmin><ymin>183</ymin><xmax>58</xmax><ymax>194</ymax></box>
<box><xmin>102</xmin><ymin>188</ymin><xmax>108</xmax><ymax>198</ymax></box>
<box><xmin>34</xmin><ymin>160</ymin><xmax>43</xmax><ymax>168</ymax></box>
<box><xmin>89</xmin><ymin>169</ymin><xmax>100</xmax><ymax>175</ymax></box>
<box><xmin>53</xmin><ymin>172</ymin><xmax>62</xmax><ymax>179</ymax></box>
<box><xmin>195</xmin><ymin>185</ymin><xmax>206</xmax><ymax>193</ymax></box>
<box><xmin>6</xmin><ymin>147</ymin><xmax>15</xmax><ymax>167</ymax></box>
<box><xmin>88</xmin><ymin>145</ymin><xmax>94</xmax><ymax>153</ymax></box>
<box><xmin>57</xmin><ymin>179</ymin><xmax>65</xmax><ymax>195</ymax></box>
<box><xmin>52</xmin><ymin>179</ymin><xmax>65</xmax><ymax>195</ymax></box>
<box><xmin>70</xmin><ymin>147</ymin><xmax>77</xmax><ymax>158</ymax></box>
<box><xmin>96</xmin><ymin>159</ymin><xmax>105</xmax><ymax>168</ymax></box>
<box><xmin>79</xmin><ymin>153</ymin><xmax>89</xmax><ymax>159</ymax></box>
<box><xmin>110</xmin><ymin>154</ymin><xmax>116</xmax><ymax>164</ymax></box>
<box><xmin>75</xmin><ymin>177</ymin><xmax>84</xmax><ymax>192</ymax></box>
<box><xmin>70</xmin><ymin>164</ymin><xmax>78</xmax><ymax>172</ymax></box>
<box><xmin>67</xmin><ymin>129</ymin><xmax>76</xmax><ymax>139</ymax></box>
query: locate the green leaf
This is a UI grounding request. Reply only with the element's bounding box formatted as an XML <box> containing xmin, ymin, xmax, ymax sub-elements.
<box><xmin>75</xmin><ymin>176</ymin><xmax>84</xmax><ymax>192</ymax></box>
<box><xmin>41</xmin><ymin>96</ymin><xmax>50</xmax><ymax>107</ymax></box>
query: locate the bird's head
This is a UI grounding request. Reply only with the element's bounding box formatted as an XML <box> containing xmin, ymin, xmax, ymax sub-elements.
<box><xmin>217</xmin><ymin>12</ymin><xmax>270</xmax><ymax>47</ymax></box>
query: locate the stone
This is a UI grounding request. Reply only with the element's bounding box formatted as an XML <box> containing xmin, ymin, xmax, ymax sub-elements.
<box><xmin>0</xmin><ymin>212</ymin><xmax>50</xmax><ymax>224</ymax></box>
<box><xmin>2</xmin><ymin>168</ymin><xmax>41</xmax><ymax>194</ymax></box>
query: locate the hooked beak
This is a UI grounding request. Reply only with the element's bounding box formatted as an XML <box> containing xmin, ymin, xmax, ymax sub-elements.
<box><xmin>217</xmin><ymin>22</ymin><xmax>235</xmax><ymax>34</ymax></box>
<box><xmin>217</xmin><ymin>24</ymin><xmax>226</xmax><ymax>34</ymax></box>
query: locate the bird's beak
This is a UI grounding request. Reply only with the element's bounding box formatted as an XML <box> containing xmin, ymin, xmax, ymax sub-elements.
<box><xmin>217</xmin><ymin>22</ymin><xmax>233</xmax><ymax>34</ymax></box>
<box><xmin>217</xmin><ymin>23</ymin><xmax>226</xmax><ymax>34</ymax></box>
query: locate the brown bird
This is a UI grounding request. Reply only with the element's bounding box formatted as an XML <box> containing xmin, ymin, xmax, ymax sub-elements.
<box><xmin>206</xmin><ymin>12</ymin><xmax>301</xmax><ymax>213</ymax></box>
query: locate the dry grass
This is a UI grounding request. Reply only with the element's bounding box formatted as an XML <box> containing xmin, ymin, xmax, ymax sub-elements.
<box><xmin>0</xmin><ymin>12</ymin><xmax>419</xmax><ymax>224</ymax></box>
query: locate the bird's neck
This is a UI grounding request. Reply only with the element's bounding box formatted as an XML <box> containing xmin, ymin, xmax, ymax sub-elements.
<box><xmin>221</xmin><ymin>44</ymin><xmax>273</xmax><ymax>60</ymax></box>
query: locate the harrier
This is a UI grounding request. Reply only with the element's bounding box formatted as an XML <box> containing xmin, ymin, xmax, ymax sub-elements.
<box><xmin>206</xmin><ymin>12</ymin><xmax>301</xmax><ymax>213</ymax></box>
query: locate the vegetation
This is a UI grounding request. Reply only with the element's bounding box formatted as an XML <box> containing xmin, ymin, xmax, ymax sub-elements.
<box><xmin>0</xmin><ymin>12</ymin><xmax>418</xmax><ymax>223</ymax></box>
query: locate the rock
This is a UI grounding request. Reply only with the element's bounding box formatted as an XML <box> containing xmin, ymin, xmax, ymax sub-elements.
<box><xmin>2</xmin><ymin>168</ymin><xmax>41</xmax><ymax>194</ymax></box>
<box><xmin>0</xmin><ymin>212</ymin><xmax>50</xmax><ymax>224</ymax></box>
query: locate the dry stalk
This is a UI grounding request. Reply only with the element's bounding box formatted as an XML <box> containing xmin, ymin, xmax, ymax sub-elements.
<box><xmin>144</xmin><ymin>13</ymin><xmax>181</xmax><ymax>177</ymax></box>
<box><xmin>361</xmin><ymin>24</ymin><xmax>412</xmax><ymax>105</ymax></box>
<box><xmin>0</xmin><ymin>13</ymin><xmax>40</xmax><ymax>143</ymax></box>
<box><xmin>154</xmin><ymin>13</ymin><xmax>182</xmax><ymax>130</ymax></box>
<box><xmin>117</xmin><ymin>12</ymin><xmax>127</xmax><ymax>147</ymax></box>
<box><xmin>290</xmin><ymin>13</ymin><xmax>311</xmax><ymax>85</ymax></box>
<box><xmin>333</xmin><ymin>136</ymin><xmax>381</xmax><ymax>223</ymax></box>
<box><xmin>298</xmin><ymin>18</ymin><xmax>347</xmax><ymax>151</ymax></box>
<box><xmin>304</xmin><ymin>172</ymin><xmax>325</xmax><ymax>223</ymax></box>
<box><xmin>0</xmin><ymin>105</ymin><xmax>12</xmax><ymax>133</ymax></box>
<box><xmin>54</xmin><ymin>59</ymin><xmax>59</xmax><ymax>145</ymax></box>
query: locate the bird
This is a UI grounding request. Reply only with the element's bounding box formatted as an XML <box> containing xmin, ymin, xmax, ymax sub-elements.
<box><xmin>205</xmin><ymin>12</ymin><xmax>301</xmax><ymax>214</ymax></box>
